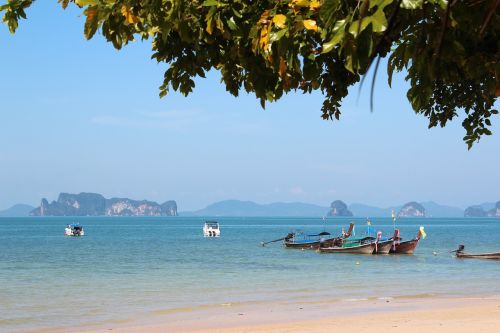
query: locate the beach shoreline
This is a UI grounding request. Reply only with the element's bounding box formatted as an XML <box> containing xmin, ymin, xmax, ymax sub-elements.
<box><xmin>33</xmin><ymin>295</ymin><xmax>500</xmax><ymax>333</ymax></box>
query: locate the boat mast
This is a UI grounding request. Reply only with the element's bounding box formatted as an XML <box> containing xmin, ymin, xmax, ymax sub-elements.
<box><xmin>391</xmin><ymin>209</ymin><xmax>396</xmax><ymax>231</ymax></box>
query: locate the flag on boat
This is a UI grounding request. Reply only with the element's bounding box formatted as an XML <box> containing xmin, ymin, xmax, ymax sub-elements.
<box><xmin>391</xmin><ymin>210</ymin><xmax>396</xmax><ymax>222</ymax></box>
<box><xmin>419</xmin><ymin>226</ymin><xmax>427</xmax><ymax>239</ymax></box>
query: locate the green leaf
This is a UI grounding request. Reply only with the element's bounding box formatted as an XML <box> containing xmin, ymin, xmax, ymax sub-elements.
<box><xmin>227</xmin><ymin>17</ymin><xmax>237</xmax><ymax>31</ymax></box>
<box><xmin>387</xmin><ymin>63</ymin><xmax>394</xmax><ymax>87</ymax></box>
<box><xmin>202</xmin><ymin>0</ymin><xmax>219</xmax><ymax>7</ymax></box>
<box><xmin>428</xmin><ymin>0</ymin><xmax>448</xmax><ymax>10</ymax></box>
<box><xmin>205</xmin><ymin>7</ymin><xmax>216</xmax><ymax>35</ymax></box>
<box><xmin>369</xmin><ymin>0</ymin><xmax>394</xmax><ymax>10</ymax></box>
<box><xmin>401</xmin><ymin>0</ymin><xmax>423</xmax><ymax>9</ymax></box>
<box><xmin>322</xmin><ymin>32</ymin><xmax>343</xmax><ymax>53</ymax></box>
<box><xmin>345</xmin><ymin>54</ymin><xmax>355</xmax><ymax>73</ymax></box>
<box><xmin>75</xmin><ymin>0</ymin><xmax>98</xmax><ymax>6</ymax></box>
<box><xmin>369</xmin><ymin>9</ymin><xmax>388</xmax><ymax>33</ymax></box>
<box><xmin>269</xmin><ymin>28</ymin><xmax>287</xmax><ymax>43</ymax></box>
<box><xmin>348</xmin><ymin>19</ymin><xmax>370</xmax><ymax>38</ymax></box>
<box><xmin>83</xmin><ymin>6</ymin><xmax>99</xmax><ymax>40</ymax></box>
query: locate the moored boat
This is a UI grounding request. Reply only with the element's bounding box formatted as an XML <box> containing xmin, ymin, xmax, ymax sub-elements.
<box><xmin>283</xmin><ymin>231</ymin><xmax>336</xmax><ymax>249</ymax></box>
<box><xmin>64</xmin><ymin>224</ymin><xmax>84</xmax><ymax>237</ymax></box>
<box><xmin>318</xmin><ymin>241</ymin><xmax>376</xmax><ymax>254</ymax></box>
<box><xmin>453</xmin><ymin>245</ymin><xmax>500</xmax><ymax>260</ymax></box>
<box><xmin>389</xmin><ymin>227</ymin><xmax>425</xmax><ymax>254</ymax></box>
<box><xmin>375</xmin><ymin>240</ymin><xmax>393</xmax><ymax>254</ymax></box>
<box><xmin>203</xmin><ymin>221</ymin><xmax>220</xmax><ymax>237</ymax></box>
<box><xmin>372</xmin><ymin>232</ymin><xmax>392</xmax><ymax>254</ymax></box>
<box><xmin>283</xmin><ymin>223</ymin><xmax>354</xmax><ymax>249</ymax></box>
<box><xmin>319</xmin><ymin>230</ymin><xmax>390</xmax><ymax>255</ymax></box>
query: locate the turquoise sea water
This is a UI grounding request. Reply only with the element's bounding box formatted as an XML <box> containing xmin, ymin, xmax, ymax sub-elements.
<box><xmin>1</xmin><ymin>217</ymin><xmax>500</xmax><ymax>332</ymax></box>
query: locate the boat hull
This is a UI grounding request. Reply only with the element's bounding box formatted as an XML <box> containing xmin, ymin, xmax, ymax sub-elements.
<box><xmin>374</xmin><ymin>240</ymin><xmax>393</xmax><ymax>254</ymax></box>
<box><xmin>456</xmin><ymin>252</ymin><xmax>500</xmax><ymax>260</ymax></box>
<box><xmin>284</xmin><ymin>237</ymin><xmax>338</xmax><ymax>249</ymax></box>
<box><xmin>318</xmin><ymin>242</ymin><xmax>376</xmax><ymax>254</ymax></box>
<box><xmin>390</xmin><ymin>239</ymin><xmax>419</xmax><ymax>254</ymax></box>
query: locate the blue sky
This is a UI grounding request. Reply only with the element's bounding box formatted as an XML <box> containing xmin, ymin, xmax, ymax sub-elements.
<box><xmin>0</xmin><ymin>2</ymin><xmax>498</xmax><ymax>211</ymax></box>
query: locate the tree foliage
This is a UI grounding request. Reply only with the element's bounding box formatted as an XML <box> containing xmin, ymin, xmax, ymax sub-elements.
<box><xmin>1</xmin><ymin>0</ymin><xmax>498</xmax><ymax>147</ymax></box>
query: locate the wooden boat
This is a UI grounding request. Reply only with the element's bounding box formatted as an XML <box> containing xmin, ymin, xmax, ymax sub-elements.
<box><xmin>284</xmin><ymin>223</ymin><xmax>354</xmax><ymax>249</ymax></box>
<box><xmin>283</xmin><ymin>232</ymin><xmax>336</xmax><ymax>249</ymax></box>
<box><xmin>374</xmin><ymin>239</ymin><xmax>393</xmax><ymax>254</ymax></box>
<box><xmin>363</xmin><ymin>231</ymin><xmax>392</xmax><ymax>254</ymax></box>
<box><xmin>318</xmin><ymin>241</ymin><xmax>376</xmax><ymax>254</ymax></box>
<box><xmin>339</xmin><ymin>231</ymin><xmax>392</xmax><ymax>254</ymax></box>
<box><xmin>389</xmin><ymin>228</ymin><xmax>422</xmax><ymax>254</ymax></box>
<box><xmin>454</xmin><ymin>245</ymin><xmax>500</xmax><ymax>260</ymax></box>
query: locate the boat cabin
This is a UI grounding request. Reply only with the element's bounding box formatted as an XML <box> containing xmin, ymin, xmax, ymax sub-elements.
<box><xmin>203</xmin><ymin>221</ymin><xmax>220</xmax><ymax>237</ymax></box>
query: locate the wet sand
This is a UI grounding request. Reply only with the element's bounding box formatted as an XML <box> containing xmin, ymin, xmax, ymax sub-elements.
<box><xmin>76</xmin><ymin>296</ymin><xmax>500</xmax><ymax>333</ymax></box>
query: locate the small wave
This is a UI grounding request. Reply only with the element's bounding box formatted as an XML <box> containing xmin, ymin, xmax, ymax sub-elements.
<box><xmin>393</xmin><ymin>293</ymin><xmax>436</xmax><ymax>300</ymax></box>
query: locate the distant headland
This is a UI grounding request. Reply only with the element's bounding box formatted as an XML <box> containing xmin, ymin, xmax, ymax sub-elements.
<box><xmin>2</xmin><ymin>197</ymin><xmax>500</xmax><ymax>218</ymax></box>
<box><xmin>464</xmin><ymin>202</ymin><xmax>500</xmax><ymax>217</ymax></box>
<box><xmin>30</xmin><ymin>192</ymin><xmax>177</xmax><ymax>217</ymax></box>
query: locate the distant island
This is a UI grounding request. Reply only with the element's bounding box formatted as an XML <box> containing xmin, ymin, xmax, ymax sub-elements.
<box><xmin>183</xmin><ymin>200</ymin><xmax>445</xmax><ymax>217</ymax></box>
<box><xmin>0</xmin><ymin>204</ymin><xmax>35</xmax><ymax>217</ymax></box>
<box><xmin>398</xmin><ymin>202</ymin><xmax>426</xmax><ymax>217</ymax></box>
<box><xmin>30</xmin><ymin>192</ymin><xmax>177</xmax><ymax>216</ymax></box>
<box><xmin>2</xmin><ymin>197</ymin><xmax>500</xmax><ymax>218</ymax></box>
<box><xmin>327</xmin><ymin>200</ymin><xmax>353</xmax><ymax>217</ymax></box>
<box><xmin>464</xmin><ymin>201</ymin><xmax>500</xmax><ymax>217</ymax></box>
<box><xmin>182</xmin><ymin>200</ymin><xmax>329</xmax><ymax>217</ymax></box>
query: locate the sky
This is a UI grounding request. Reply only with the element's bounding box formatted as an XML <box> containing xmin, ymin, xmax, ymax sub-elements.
<box><xmin>0</xmin><ymin>2</ymin><xmax>498</xmax><ymax>211</ymax></box>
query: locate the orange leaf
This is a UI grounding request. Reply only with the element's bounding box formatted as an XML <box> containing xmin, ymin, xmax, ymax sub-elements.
<box><xmin>290</xmin><ymin>0</ymin><xmax>311</xmax><ymax>8</ymax></box>
<box><xmin>303</xmin><ymin>19</ymin><xmax>318</xmax><ymax>31</ymax></box>
<box><xmin>121</xmin><ymin>5</ymin><xmax>139</xmax><ymax>24</ymax></box>
<box><xmin>309</xmin><ymin>0</ymin><xmax>321</xmax><ymax>10</ymax></box>
<box><xmin>259</xmin><ymin>25</ymin><xmax>269</xmax><ymax>51</ymax></box>
<box><xmin>258</xmin><ymin>10</ymin><xmax>270</xmax><ymax>25</ymax></box>
<box><xmin>279</xmin><ymin>57</ymin><xmax>287</xmax><ymax>78</ymax></box>
<box><xmin>272</xmin><ymin>14</ymin><xmax>287</xmax><ymax>28</ymax></box>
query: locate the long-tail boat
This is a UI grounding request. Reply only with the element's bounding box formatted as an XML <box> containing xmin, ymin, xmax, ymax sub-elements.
<box><xmin>389</xmin><ymin>228</ymin><xmax>424</xmax><ymax>254</ymax></box>
<box><xmin>373</xmin><ymin>232</ymin><xmax>393</xmax><ymax>254</ymax></box>
<box><xmin>351</xmin><ymin>230</ymin><xmax>392</xmax><ymax>254</ymax></box>
<box><xmin>317</xmin><ymin>227</ymin><xmax>379</xmax><ymax>254</ymax></box>
<box><xmin>345</xmin><ymin>221</ymin><xmax>391</xmax><ymax>254</ymax></box>
<box><xmin>283</xmin><ymin>223</ymin><xmax>354</xmax><ymax>249</ymax></box>
<box><xmin>318</xmin><ymin>240</ymin><xmax>376</xmax><ymax>254</ymax></box>
<box><xmin>375</xmin><ymin>240</ymin><xmax>393</xmax><ymax>254</ymax></box>
<box><xmin>453</xmin><ymin>245</ymin><xmax>500</xmax><ymax>260</ymax></box>
<box><xmin>319</xmin><ymin>231</ymin><xmax>391</xmax><ymax>255</ymax></box>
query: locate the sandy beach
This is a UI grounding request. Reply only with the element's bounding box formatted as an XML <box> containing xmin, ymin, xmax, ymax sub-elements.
<box><xmin>6</xmin><ymin>217</ymin><xmax>500</xmax><ymax>333</ymax></box>
<box><xmin>61</xmin><ymin>296</ymin><xmax>500</xmax><ymax>333</ymax></box>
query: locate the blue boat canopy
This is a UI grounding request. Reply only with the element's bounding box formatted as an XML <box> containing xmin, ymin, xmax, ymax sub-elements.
<box><xmin>307</xmin><ymin>231</ymin><xmax>331</xmax><ymax>237</ymax></box>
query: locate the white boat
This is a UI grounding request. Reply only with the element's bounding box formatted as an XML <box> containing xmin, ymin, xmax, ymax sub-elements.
<box><xmin>64</xmin><ymin>224</ymin><xmax>85</xmax><ymax>237</ymax></box>
<box><xmin>203</xmin><ymin>221</ymin><xmax>220</xmax><ymax>237</ymax></box>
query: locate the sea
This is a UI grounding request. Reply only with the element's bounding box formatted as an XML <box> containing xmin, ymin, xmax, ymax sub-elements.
<box><xmin>1</xmin><ymin>217</ymin><xmax>500</xmax><ymax>332</ymax></box>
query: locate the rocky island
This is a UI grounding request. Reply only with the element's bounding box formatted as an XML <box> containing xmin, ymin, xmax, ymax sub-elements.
<box><xmin>30</xmin><ymin>192</ymin><xmax>177</xmax><ymax>216</ymax></box>
<box><xmin>464</xmin><ymin>201</ymin><xmax>500</xmax><ymax>217</ymax></box>
<box><xmin>398</xmin><ymin>202</ymin><xmax>426</xmax><ymax>217</ymax></box>
<box><xmin>326</xmin><ymin>200</ymin><xmax>353</xmax><ymax>217</ymax></box>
